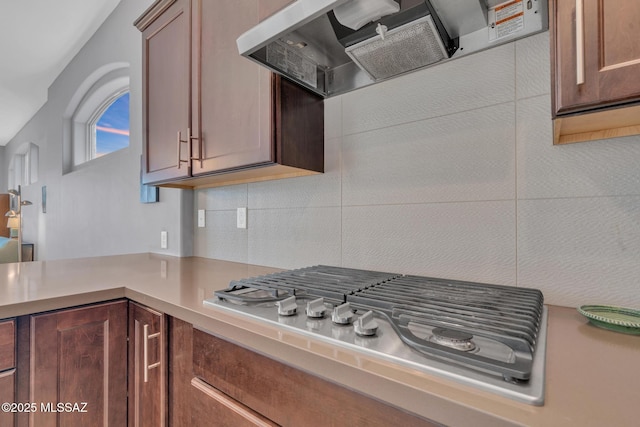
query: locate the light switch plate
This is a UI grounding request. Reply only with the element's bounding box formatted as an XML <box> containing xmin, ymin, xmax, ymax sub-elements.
<box><xmin>237</xmin><ymin>208</ymin><xmax>247</xmax><ymax>229</ymax></box>
<box><xmin>197</xmin><ymin>209</ymin><xmax>206</xmax><ymax>227</ymax></box>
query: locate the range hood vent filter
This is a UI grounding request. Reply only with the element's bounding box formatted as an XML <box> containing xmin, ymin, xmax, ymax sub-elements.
<box><xmin>346</xmin><ymin>15</ymin><xmax>448</xmax><ymax>81</ymax></box>
<box><xmin>237</xmin><ymin>0</ymin><xmax>549</xmax><ymax>98</ymax></box>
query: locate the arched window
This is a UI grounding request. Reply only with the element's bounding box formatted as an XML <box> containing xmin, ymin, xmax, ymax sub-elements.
<box><xmin>64</xmin><ymin>64</ymin><xmax>130</xmax><ymax>172</ymax></box>
<box><xmin>89</xmin><ymin>90</ymin><xmax>130</xmax><ymax>158</ymax></box>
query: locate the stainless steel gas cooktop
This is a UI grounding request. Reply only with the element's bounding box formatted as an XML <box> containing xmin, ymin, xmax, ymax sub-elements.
<box><xmin>204</xmin><ymin>265</ymin><xmax>547</xmax><ymax>405</ymax></box>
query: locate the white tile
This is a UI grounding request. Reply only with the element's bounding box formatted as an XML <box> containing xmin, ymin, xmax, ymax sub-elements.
<box><xmin>516</xmin><ymin>96</ymin><xmax>640</xmax><ymax>199</ymax></box>
<box><xmin>341</xmin><ymin>44</ymin><xmax>515</xmax><ymax>135</ymax></box>
<box><xmin>248</xmin><ymin>137</ymin><xmax>341</xmax><ymax>209</ymax></box>
<box><xmin>342</xmin><ymin>102</ymin><xmax>516</xmax><ymax>206</ymax></box>
<box><xmin>196</xmin><ymin>184</ymin><xmax>247</xmax><ymax>211</ymax></box>
<box><xmin>248</xmin><ymin>207</ymin><xmax>341</xmax><ymax>269</ymax></box>
<box><xmin>342</xmin><ymin>202</ymin><xmax>516</xmax><ymax>285</ymax></box>
<box><xmin>194</xmin><ymin>211</ymin><xmax>248</xmax><ymax>263</ymax></box>
<box><xmin>516</xmin><ymin>31</ymin><xmax>551</xmax><ymax>99</ymax></box>
<box><xmin>324</xmin><ymin>96</ymin><xmax>342</xmax><ymax>140</ymax></box>
<box><xmin>517</xmin><ymin>197</ymin><xmax>640</xmax><ymax>308</ymax></box>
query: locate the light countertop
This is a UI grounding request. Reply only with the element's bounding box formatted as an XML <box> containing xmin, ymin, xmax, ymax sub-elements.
<box><xmin>0</xmin><ymin>254</ymin><xmax>638</xmax><ymax>427</ymax></box>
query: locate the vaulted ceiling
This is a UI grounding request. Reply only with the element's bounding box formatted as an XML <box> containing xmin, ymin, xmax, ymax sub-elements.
<box><xmin>0</xmin><ymin>0</ymin><xmax>121</xmax><ymax>145</ymax></box>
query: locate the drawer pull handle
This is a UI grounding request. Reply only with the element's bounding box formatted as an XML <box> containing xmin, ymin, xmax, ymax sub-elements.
<box><xmin>143</xmin><ymin>324</ymin><xmax>161</xmax><ymax>383</ymax></box>
<box><xmin>575</xmin><ymin>0</ymin><xmax>585</xmax><ymax>85</ymax></box>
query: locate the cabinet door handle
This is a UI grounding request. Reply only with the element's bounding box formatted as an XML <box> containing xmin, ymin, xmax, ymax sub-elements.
<box><xmin>189</xmin><ymin>129</ymin><xmax>203</xmax><ymax>168</ymax></box>
<box><xmin>178</xmin><ymin>129</ymin><xmax>200</xmax><ymax>169</ymax></box>
<box><xmin>143</xmin><ymin>324</ymin><xmax>161</xmax><ymax>383</ymax></box>
<box><xmin>575</xmin><ymin>0</ymin><xmax>585</xmax><ymax>85</ymax></box>
<box><xmin>176</xmin><ymin>130</ymin><xmax>191</xmax><ymax>169</ymax></box>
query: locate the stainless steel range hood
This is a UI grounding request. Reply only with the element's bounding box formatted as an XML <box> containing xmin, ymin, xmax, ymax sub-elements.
<box><xmin>237</xmin><ymin>0</ymin><xmax>548</xmax><ymax>98</ymax></box>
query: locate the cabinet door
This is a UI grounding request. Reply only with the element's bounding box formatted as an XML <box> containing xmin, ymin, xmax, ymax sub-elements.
<box><xmin>0</xmin><ymin>369</ymin><xmax>16</xmax><ymax>427</ymax></box>
<box><xmin>191</xmin><ymin>0</ymin><xmax>273</xmax><ymax>175</ymax></box>
<box><xmin>30</xmin><ymin>301</ymin><xmax>127</xmax><ymax>427</ymax></box>
<box><xmin>553</xmin><ymin>0</ymin><xmax>640</xmax><ymax>115</ymax></box>
<box><xmin>0</xmin><ymin>319</ymin><xmax>16</xmax><ymax>426</ymax></box>
<box><xmin>258</xmin><ymin>0</ymin><xmax>294</xmax><ymax>21</ymax></box>
<box><xmin>128</xmin><ymin>302</ymin><xmax>166</xmax><ymax>427</ymax></box>
<box><xmin>142</xmin><ymin>0</ymin><xmax>192</xmax><ymax>184</ymax></box>
<box><xmin>0</xmin><ymin>319</ymin><xmax>15</xmax><ymax>371</ymax></box>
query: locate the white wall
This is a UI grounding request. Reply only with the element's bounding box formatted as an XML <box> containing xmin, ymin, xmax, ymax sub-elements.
<box><xmin>194</xmin><ymin>32</ymin><xmax>640</xmax><ymax>309</ymax></box>
<box><xmin>3</xmin><ymin>0</ymin><xmax>192</xmax><ymax>260</ymax></box>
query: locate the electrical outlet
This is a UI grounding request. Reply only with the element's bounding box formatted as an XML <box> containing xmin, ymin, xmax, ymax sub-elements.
<box><xmin>197</xmin><ymin>209</ymin><xmax>206</xmax><ymax>227</ymax></box>
<box><xmin>160</xmin><ymin>231</ymin><xmax>168</xmax><ymax>249</ymax></box>
<box><xmin>237</xmin><ymin>207</ymin><xmax>247</xmax><ymax>229</ymax></box>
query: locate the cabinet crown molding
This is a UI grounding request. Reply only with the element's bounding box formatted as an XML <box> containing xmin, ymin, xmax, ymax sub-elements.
<box><xmin>134</xmin><ymin>0</ymin><xmax>178</xmax><ymax>31</ymax></box>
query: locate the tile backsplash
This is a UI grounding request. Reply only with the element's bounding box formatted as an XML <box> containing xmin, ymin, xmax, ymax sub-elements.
<box><xmin>195</xmin><ymin>32</ymin><xmax>640</xmax><ymax>309</ymax></box>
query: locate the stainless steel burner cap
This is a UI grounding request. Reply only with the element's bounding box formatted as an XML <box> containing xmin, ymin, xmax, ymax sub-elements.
<box><xmin>431</xmin><ymin>327</ymin><xmax>476</xmax><ymax>352</ymax></box>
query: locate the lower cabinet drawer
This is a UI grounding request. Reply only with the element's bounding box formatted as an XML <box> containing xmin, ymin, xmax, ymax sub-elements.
<box><xmin>192</xmin><ymin>328</ymin><xmax>437</xmax><ymax>427</ymax></box>
<box><xmin>0</xmin><ymin>369</ymin><xmax>16</xmax><ymax>427</ymax></box>
<box><xmin>0</xmin><ymin>319</ymin><xmax>15</xmax><ymax>371</ymax></box>
<box><xmin>190</xmin><ymin>377</ymin><xmax>276</xmax><ymax>427</ymax></box>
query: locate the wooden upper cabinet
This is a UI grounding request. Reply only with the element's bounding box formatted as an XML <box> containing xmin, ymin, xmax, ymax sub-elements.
<box><xmin>258</xmin><ymin>0</ymin><xmax>295</xmax><ymax>21</ymax></box>
<box><xmin>191</xmin><ymin>0</ymin><xmax>272</xmax><ymax>175</ymax></box>
<box><xmin>551</xmin><ymin>0</ymin><xmax>640</xmax><ymax>144</ymax></box>
<box><xmin>136</xmin><ymin>0</ymin><xmax>324</xmax><ymax>189</ymax></box>
<box><xmin>139</xmin><ymin>0</ymin><xmax>192</xmax><ymax>183</ymax></box>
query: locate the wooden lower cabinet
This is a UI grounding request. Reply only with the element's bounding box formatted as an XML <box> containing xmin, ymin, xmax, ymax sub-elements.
<box><xmin>0</xmin><ymin>318</ymin><xmax>15</xmax><ymax>371</ymax></box>
<box><xmin>168</xmin><ymin>317</ymin><xmax>438</xmax><ymax>427</ymax></box>
<box><xmin>6</xmin><ymin>304</ymin><xmax>438</xmax><ymax>427</ymax></box>
<box><xmin>0</xmin><ymin>318</ymin><xmax>16</xmax><ymax>427</ymax></box>
<box><xmin>0</xmin><ymin>369</ymin><xmax>16</xmax><ymax>427</ymax></box>
<box><xmin>190</xmin><ymin>378</ymin><xmax>276</xmax><ymax>427</ymax></box>
<box><xmin>13</xmin><ymin>301</ymin><xmax>167</xmax><ymax>427</ymax></box>
<box><xmin>28</xmin><ymin>300</ymin><xmax>128</xmax><ymax>427</ymax></box>
<box><xmin>128</xmin><ymin>302</ymin><xmax>167</xmax><ymax>427</ymax></box>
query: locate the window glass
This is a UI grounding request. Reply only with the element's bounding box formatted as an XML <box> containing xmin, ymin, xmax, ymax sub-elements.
<box><xmin>92</xmin><ymin>91</ymin><xmax>130</xmax><ymax>158</ymax></box>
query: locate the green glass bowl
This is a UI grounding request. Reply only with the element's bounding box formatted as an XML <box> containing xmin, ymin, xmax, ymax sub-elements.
<box><xmin>578</xmin><ymin>305</ymin><xmax>640</xmax><ymax>335</ymax></box>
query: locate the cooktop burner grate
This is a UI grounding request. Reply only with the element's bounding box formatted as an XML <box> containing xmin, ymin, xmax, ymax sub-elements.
<box><xmin>350</xmin><ymin>276</ymin><xmax>543</xmax><ymax>349</ymax></box>
<box><xmin>223</xmin><ymin>265</ymin><xmax>400</xmax><ymax>303</ymax></box>
<box><xmin>215</xmin><ymin>265</ymin><xmax>544</xmax><ymax>382</ymax></box>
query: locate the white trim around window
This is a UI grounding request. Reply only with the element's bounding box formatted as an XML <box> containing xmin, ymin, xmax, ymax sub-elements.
<box><xmin>64</xmin><ymin>64</ymin><xmax>130</xmax><ymax>172</ymax></box>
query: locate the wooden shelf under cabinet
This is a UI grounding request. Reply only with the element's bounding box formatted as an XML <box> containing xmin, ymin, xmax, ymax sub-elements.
<box><xmin>553</xmin><ymin>104</ymin><xmax>640</xmax><ymax>145</ymax></box>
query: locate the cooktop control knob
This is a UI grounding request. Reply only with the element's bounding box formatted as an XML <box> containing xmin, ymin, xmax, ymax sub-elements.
<box><xmin>306</xmin><ymin>297</ymin><xmax>326</xmax><ymax>318</ymax></box>
<box><xmin>354</xmin><ymin>311</ymin><xmax>378</xmax><ymax>337</ymax></box>
<box><xmin>276</xmin><ymin>296</ymin><xmax>297</xmax><ymax>316</ymax></box>
<box><xmin>332</xmin><ymin>302</ymin><xmax>355</xmax><ymax>325</ymax></box>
